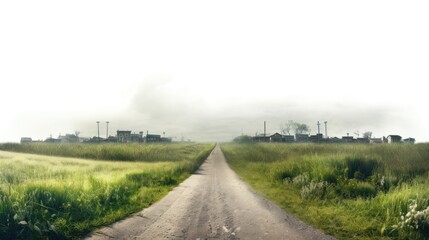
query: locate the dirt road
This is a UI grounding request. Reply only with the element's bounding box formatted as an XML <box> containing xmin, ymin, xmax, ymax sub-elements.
<box><xmin>86</xmin><ymin>145</ymin><xmax>335</xmax><ymax>239</ymax></box>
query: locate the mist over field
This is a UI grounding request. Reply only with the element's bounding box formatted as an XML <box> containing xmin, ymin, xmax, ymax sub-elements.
<box><xmin>1</xmin><ymin>1</ymin><xmax>428</xmax><ymax>142</ymax></box>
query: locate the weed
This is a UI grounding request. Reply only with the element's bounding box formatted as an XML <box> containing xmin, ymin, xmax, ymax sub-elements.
<box><xmin>0</xmin><ymin>143</ymin><xmax>214</xmax><ymax>239</ymax></box>
<box><xmin>222</xmin><ymin>143</ymin><xmax>429</xmax><ymax>239</ymax></box>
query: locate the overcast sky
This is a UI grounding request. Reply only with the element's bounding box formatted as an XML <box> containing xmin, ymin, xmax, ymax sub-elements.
<box><xmin>1</xmin><ymin>1</ymin><xmax>428</xmax><ymax>142</ymax></box>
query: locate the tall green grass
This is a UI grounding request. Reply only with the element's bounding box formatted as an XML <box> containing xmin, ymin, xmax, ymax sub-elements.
<box><xmin>222</xmin><ymin>143</ymin><xmax>429</xmax><ymax>239</ymax></box>
<box><xmin>0</xmin><ymin>143</ymin><xmax>207</xmax><ymax>162</ymax></box>
<box><xmin>0</xmin><ymin>143</ymin><xmax>214</xmax><ymax>239</ymax></box>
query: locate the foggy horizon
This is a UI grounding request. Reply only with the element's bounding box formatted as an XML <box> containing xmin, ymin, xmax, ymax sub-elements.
<box><xmin>1</xmin><ymin>1</ymin><xmax>428</xmax><ymax>143</ymax></box>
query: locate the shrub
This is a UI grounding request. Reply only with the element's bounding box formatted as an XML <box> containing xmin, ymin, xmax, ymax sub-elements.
<box><xmin>292</xmin><ymin>173</ymin><xmax>311</xmax><ymax>188</ymax></box>
<box><xmin>345</xmin><ymin>157</ymin><xmax>379</xmax><ymax>180</ymax></box>
<box><xmin>301</xmin><ymin>181</ymin><xmax>328</xmax><ymax>199</ymax></box>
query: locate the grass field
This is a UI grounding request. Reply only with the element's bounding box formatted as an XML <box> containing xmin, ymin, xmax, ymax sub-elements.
<box><xmin>0</xmin><ymin>143</ymin><xmax>214</xmax><ymax>239</ymax></box>
<box><xmin>221</xmin><ymin>143</ymin><xmax>429</xmax><ymax>240</ymax></box>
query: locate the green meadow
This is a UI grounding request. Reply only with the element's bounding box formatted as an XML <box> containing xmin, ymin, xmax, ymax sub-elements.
<box><xmin>222</xmin><ymin>143</ymin><xmax>429</xmax><ymax>239</ymax></box>
<box><xmin>0</xmin><ymin>143</ymin><xmax>214</xmax><ymax>239</ymax></box>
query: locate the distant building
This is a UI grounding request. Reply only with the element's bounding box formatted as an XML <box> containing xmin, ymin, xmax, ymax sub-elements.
<box><xmin>369</xmin><ymin>138</ymin><xmax>383</xmax><ymax>144</ymax></box>
<box><xmin>105</xmin><ymin>136</ymin><xmax>118</xmax><ymax>142</ymax></box>
<box><xmin>253</xmin><ymin>134</ymin><xmax>270</xmax><ymax>142</ymax></box>
<box><xmin>146</xmin><ymin>134</ymin><xmax>161</xmax><ymax>143</ymax></box>
<box><xmin>86</xmin><ymin>137</ymin><xmax>103</xmax><ymax>143</ymax></box>
<box><xmin>295</xmin><ymin>134</ymin><xmax>309</xmax><ymax>142</ymax></box>
<box><xmin>270</xmin><ymin>133</ymin><xmax>283</xmax><ymax>142</ymax></box>
<box><xmin>342</xmin><ymin>136</ymin><xmax>354</xmax><ymax>143</ymax></box>
<box><xmin>20</xmin><ymin>137</ymin><xmax>32</xmax><ymax>143</ymax></box>
<box><xmin>309</xmin><ymin>134</ymin><xmax>323</xmax><ymax>143</ymax></box>
<box><xmin>403</xmin><ymin>138</ymin><xmax>415</xmax><ymax>144</ymax></box>
<box><xmin>329</xmin><ymin>137</ymin><xmax>342</xmax><ymax>143</ymax></box>
<box><xmin>282</xmin><ymin>135</ymin><xmax>295</xmax><ymax>143</ymax></box>
<box><xmin>117</xmin><ymin>130</ymin><xmax>132</xmax><ymax>143</ymax></box>
<box><xmin>59</xmin><ymin>134</ymin><xmax>79</xmax><ymax>143</ymax></box>
<box><xmin>44</xmin><ymin>137</ymin><xmax>61</xmax><ymax>143</ymax></box>
<box><xmin>130</xmin><ymin>132</ymin><xmax>144</xmax><ymax>142</ymax></box>
<box><xmin>161</xmin><ymin>137</ymin><xmax>173</xmax><ymax>143</ymax></box>
<box><xmin>356</xmin><ymin>138</ymin><xmax>370</xmax><ymax>144</ymax></box>
<box><xmin>387</xmin><ymin>135</ymin><xmax>402</xmax><ymax>144</ymax></box>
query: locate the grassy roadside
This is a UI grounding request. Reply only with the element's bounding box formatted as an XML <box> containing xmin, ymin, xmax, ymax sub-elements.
<box><xmin>221</xmin><ymin>143</ymin><xmax>429</xmax><ymax>239</ymax></box>
<box><xmin>0</xmin><ymin>143</ymin><xmax>214</xmax><ymax>239</ymax></box>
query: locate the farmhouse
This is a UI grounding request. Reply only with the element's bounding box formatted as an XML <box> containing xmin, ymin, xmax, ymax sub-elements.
<box><xmin>342</xmin><ymin>136</ymin><xmax>354</xmax><ymax>143</ymax></box>
<box><xmin>369</xmin><ymin>138</ymin><xmax>383</xmax><ymax>144</ymax></box>
<box><xmin>282</xmin><ymin>135</ymin><xmax>295</xmax><ymax>143</ymax></box>
<box><xmin>105</xmin><ymin>136</ymin><xmax>118</xmax><ymax>142</ymax></box>
<box><xmin>270</xmin><ymin>133</ymin><xmax>283</xmax><ymax>142</ymax></box>
<box><xmin>403</xmin><ymin>138</ymin><xmax>415</xmax><ymax>144</ymax></box>
<box><xmin>253</xmin><ymin>134</ymin><xmax>270</xmax><ymax>142</ymax></box>
<box><xmin>117</xmin><ymin>130</ymin><xmax>132</xmax><ymax>143</ymax></box>
<box><xmin>130</xmin><ymin>132</ymin><xmax>144</xmax><ymax>142</ymax></box>
<box><xmin>146</xmin><ymin>134</ymin><xmax>161</xmax><ymax>143</ymax></box>
<box><xmin>356</xmin><ymin>138</ymin><xmax>370</xmax><ymax>144</ymax></box>
<box><xmin>295</xmin><ymin>134</ymin><xmax>309</xmax><ymax>142</ymax></box>
<box><xmin>20</xmin><ymin>137</ymin><xmax>32</xmax><ymax>143</ymax></box>
<box><xmin>387</xmin><ymin>135</ymin><xmax>402</xmax><ymax>144</ymax></box>
<box><xmin>309</xmin><ymin>134</ymin><xmax>323</xmax><ymax>143</ymax></box>
<box><xmin>329</xmin><ymin>137</ymin><xmax>342</xmax><ymax>143</ymax></box>
<box><xmin>59</xmin><ymin>134</ymin><xmax>79</xmax><ymax>143</ymax></box>
<box><xmin>44</xmin><ymin>137</ymin><xmax>61</xmax><ymax>143</ymax></box>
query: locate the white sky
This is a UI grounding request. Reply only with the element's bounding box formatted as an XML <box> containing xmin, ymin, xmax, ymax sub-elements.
<box><xmin>1</xmin><ymin>1</ymin><xmax>428</xmax><ymax>142</ymax></box>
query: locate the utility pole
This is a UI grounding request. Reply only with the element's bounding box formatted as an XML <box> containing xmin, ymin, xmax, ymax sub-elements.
<box><xmin>106</xmin><ymin>121</ymin><xmax>109</xmax><ymax>139</ymax></box>
<box><xmin>317</xmin><ymin>121</ymin><xmax>321</xmax><ymax>134</ymax></box>
<box><xmin>96</xmin><ymin>121</ymin><xmax>100</xmax><ymax>141</ymax></box>
<box><xmin>324</xmin><ymin>121</ymin><xmax>328</xmax><ymax>138</ymax></box>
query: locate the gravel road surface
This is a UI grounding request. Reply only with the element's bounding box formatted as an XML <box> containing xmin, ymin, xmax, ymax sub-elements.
<box><xmin>86</xmin><ymin>145</ymin><xmax>335</xmax><ymax>240</ymax></box>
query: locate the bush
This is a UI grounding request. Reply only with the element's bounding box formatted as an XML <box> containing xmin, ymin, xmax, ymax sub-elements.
<box><xmin>301</xmin><ymin>181</ymin><xmax>329</xmax><ymax>199</ymax></box>
<box><xmin>345</xmin><ymin>157</ymin><xmax>379</xmax><ymax>180</ymax></box>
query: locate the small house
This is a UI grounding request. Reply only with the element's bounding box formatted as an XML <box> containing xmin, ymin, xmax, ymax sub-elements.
<box><xmin>20</xmin><ymin>137</ymin><xmax>32</xmax><ymax>143</ymax></box>
<box><xmin>270</xmin><ymin>133</ymin><xmax>283</xmax><ymax>142</ymax></box>
<box><xmin>282</xmin><ymin>135</ymin><xmax>295</xmax><ymax>143</ymax></box>
<box><xmin>130</xmin><ymin>132</ymin><xmax>144</xmax><ymax>142</ymax></box>
<box><xmin>105</xmin><ymin>136</ymin><xmax>118</xmax><ymax>142</ymax></box>
<box><xmin>146</xmin><ymin>134</ymin><xmax>161</xmax><ymax>143</ymax></box>
<box><xmin>309</xmin><ymin>134</ymin><xmax>323</xmax><ymax>143</ymax></box>
<box><xmin>387</xmin><ymin>135</ymin><xmax>402</xmax><ymax>144</ymax></box>
<box><xmin>369</xmin><ymin>138</ymin><xmax>383</xmax><ymax>144</ymax></box>
<box><xmin>403</xmin><ymin>138</ymin><xmax>415</xmax><ymax>144</ymax></box>
<box><xmin>342</xmin><ymin>136</ymin><xmax>354</xmax><ymax>143</ymax></box>
<box><xmin>253</xmin><ymin>134</ymin><xmax>270</xmax><ymax>142</ymax></box>
<box><xmin>44</xmin><ymin>137</ymin><xmax>61</xmax><ymax>143</ymax></box>
<box><xmin>329</xmin><ymin>137</ymin><xmax>341</xmax><ymax>143</ymax></box>
<box><xmin>117</xmin><ymin>130</ymin><xmax>132</xmax><ymax>143</ymax></box>
<box><xmin>356</xmin><ymin>138</ymin><xmax>370</xmax><ymax>144</ymax></box>
<box><xmin>59</xmin><ymin>134</ymin><xmax>79</xmax><ymax>143</ymax></box>
<box><xmin>295</xmin><ymin>134</ymin><xmax>309</xmax><ymax>142</ymax></box>
<box><xmin>161</xmin><ymin>137</ymin><xmax>172</xmax><ymax>143</ymax></box>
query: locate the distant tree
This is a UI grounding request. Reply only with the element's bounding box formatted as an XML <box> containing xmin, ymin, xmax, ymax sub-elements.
<box><xmin>233</xmin><ymin>135</ymin><xmax>253</xmax><ymax>143</ymax></box>
<box><xmin>281</xmin><ymin>121</ymin><xmax>310</xmax><ymax>135</ymax></box>
<box><xmin>363</xmin><ymin>131</ymin><xmax>373</xmax><ymax>139</ymax></box>
<box><xmin>294</xmin><ymin>123</ymin><xmax>310</xmax><ymax>134</ymax></box>
<box><xmin>280</xmin><ymin>120</ymin><xmax>294</xmax><ymax>135</ymax></box>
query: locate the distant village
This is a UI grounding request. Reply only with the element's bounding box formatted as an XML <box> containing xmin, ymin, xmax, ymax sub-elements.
<box><xmin>242</xmin><ymin>121</ymin><xmax>416</xmax><ymax>144</ymax></box>
<box><xmin>20</xmin><ymin>130</ymin><xmax>173</xmax><ymax>144</ymax></box>
<box><xmin>20</xmin><ymin>122</ymin><xmax>174</xmax><ymax>144</ymax></box>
